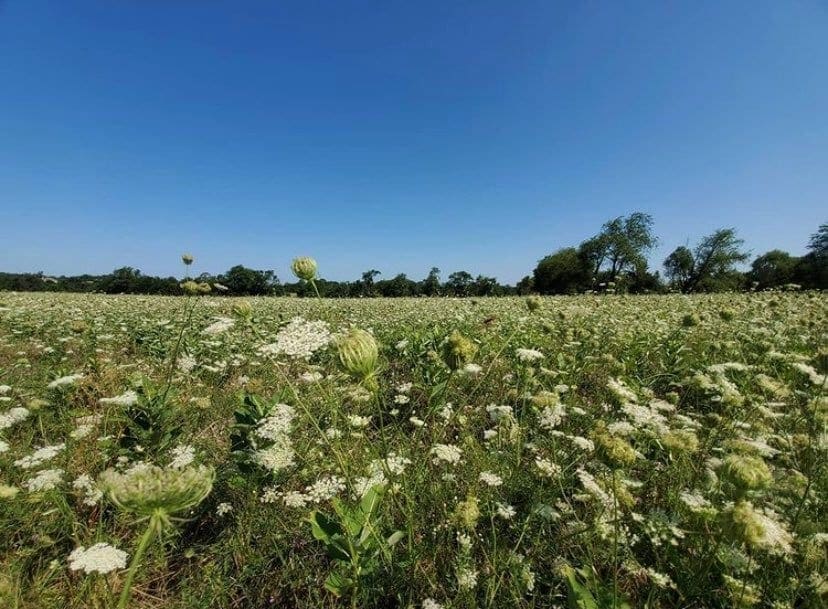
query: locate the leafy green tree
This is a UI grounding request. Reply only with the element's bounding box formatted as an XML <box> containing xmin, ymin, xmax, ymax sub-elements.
<box><xmin>579</xmin><ymin>212</ymin><xmax>657</xmax><ymax>282</ymax></box>
<box><xmin>664</xmin><ymin>228</ymin><xmax>749</xmax><ymax>292</ymax></box>
<box><xmin>533</xmin><ymin>248</ymin><xmax>591</xmax><ymax>294</ymax></box>
<box><xmin>446</xmin><ymin>271</ymin><xmax>473</xmax><ymax>296</ymax></box>
<box><xmin>220</xmin><ymin>265</ymin><xmax>278</xmax><ymax>295</ymax></box>
<box><xmin>749</xmin><ymin>250</ymin><xmax>799</xmax><ymax>288</ymax></box>
<box><xmin>360</xmin><ymin>270</ymin><xmax>381</xmax><ymax>297</ymax></box>
<box><xmin>420</xmin><ymin>267</ymin><xmax>441</xmax><ymax>296</ymax></box>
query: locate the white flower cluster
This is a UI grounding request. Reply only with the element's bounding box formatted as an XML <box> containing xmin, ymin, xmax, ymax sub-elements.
<box><xmin>253</xmin><ymin>404</ymin><xmax>297</xmax><ymax>474</ymax></box>
<box><xmin>263</xmin><ymin>474</ymin><xmax>346</xmax><ymax>508</ymax></box>
<box><xmin>258</xmin><ymin>317</ymin><xmax>331</xmax><ymax>360</ymax></box>
<box><xmin>430</xmin><ymin>443</ymin><xmax>463</xmax><ymax>466</ymax></box>
<box><xmin>99</xmin><ymin>390</ymin><xmax>138</xmax><ymax>407</ymax></box>
<box><xmin>0</xmin><ymin>406</ymin><xmax>30</xmax><ymax>431</ymax></box>
<box><xmin>47</xmin><ymin>374</ymin><xmax>84</xmax><ymax>389</ymax></box>
<box><xmin>14</xmin><ymin>443</ymin><xmax>66</xmax><ymax>469</ymax></box>
<box><xmin>516</xmin><ymin>348</ymin><xmax>544</xmax><ymax>362</ymax></box>
<box><xmin>68</xmin><ymin>543</ymin><xmax>127</xmax><ymax>574</ymax></box>
<box><xmin>24</xmin><ymin>468</ymin><xmax>64</xmax><ymax>492</ymax></box>
<box><xmin>202</xmin><ymin>317</ymin><xmax>235</xmax><ymax>336</ymax></box>
<box><xmin>168</xmin><ymin>444</ymin><xmax>196</xmax><ymax>469</ymax></box>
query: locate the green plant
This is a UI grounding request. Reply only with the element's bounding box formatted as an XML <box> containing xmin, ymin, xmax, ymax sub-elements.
<box><xmin>307</xmin><ymin>485</ymin><xmax>403</xmax><ymax>606</ymax></box>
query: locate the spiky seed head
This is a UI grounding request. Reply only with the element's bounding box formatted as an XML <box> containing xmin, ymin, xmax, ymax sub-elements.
<box><xmin>720</xmin><ymin>454</ymin><xmax>772</xmax><ymax>492</ymax></box>
<box><xmin>99</xmin><ymin>464</ymin><xmax>214</xmax><ymax>519</ymax></box>
<box><xmin>454</xmin><ymin>494</ymin><xmax>480</xmax><ymax>530</ymax></box>
<box><xmin>181</xmin><ymin>253</ymin><xmax>194</xmax><ymax>266</ymax></box>
<box><xmin>525</xmin><ymin>295</ymin><xmax>542</xmax><ymax>312</ymax></box>
<box><xmin>291</xmin><ymin>257</ymin><xmax>318</xmax><ymax>281</ymax></box>
<box><xmin>231</xmin><ymin>300</ymin><xmax>253</xmax><ymax>320</ymax></box>
<box><xmin>336</xmin><ymin>329</ymin><xmax>378</xmax><ymax>382</ymax></box>
<box><xmin>442</xmin><ymin>331</ymin><xmax>476</xmax><ymax>371</ymax></box>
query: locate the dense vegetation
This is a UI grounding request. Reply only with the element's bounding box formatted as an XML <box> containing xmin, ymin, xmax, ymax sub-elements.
<box><xmin>3</xmin><ymin>219</ymin><xmax>825</xmax><ymax>296</ymax></box>
<box><xmin>0</xmin><ymin>289</ymin><xmax>825</xmax><ymax>609</ymax></box>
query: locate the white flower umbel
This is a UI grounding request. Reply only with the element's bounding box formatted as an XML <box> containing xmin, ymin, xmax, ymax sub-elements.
<box><xmin>68</xmin><ymin>543</ymin><xmax>128</xmax><ymax>575</ymax></box>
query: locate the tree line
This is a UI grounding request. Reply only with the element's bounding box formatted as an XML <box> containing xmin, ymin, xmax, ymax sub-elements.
<box><xmin>524</xmin><ymin>215</ymin><xmax>826</xmax><ymax>294</ymax></box>
<box><xmin>1</xmin><ymin>217</ymin><xmax>825</xmax><ymax>296</ymax></box>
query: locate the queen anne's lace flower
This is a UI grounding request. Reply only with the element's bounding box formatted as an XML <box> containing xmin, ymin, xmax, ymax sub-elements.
<box><xmin>68</xmin><ymin>543</ymin><xmax>127</xmax><ymax>574</ymax></box>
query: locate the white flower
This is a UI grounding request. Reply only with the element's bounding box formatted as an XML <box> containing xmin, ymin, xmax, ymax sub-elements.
<box><xmin>479</xmin><ymin>471</ymin><xmax>503</xmax><ymax>487</ymax></box>
<box><xmin>48</xmin><ymin>374</ymin><xmax>84</xmax><ymax>389</ymax></box>
<box><xmin>461</xmin><ymin>363</ymin><xmax>483</xmax><ymax>376</ymax></box>
<box><xmin>68</xmin><ymin>543</ymin><xmax>127</xmax><ymax>574</ymax></box>
<box><xmin>99</xmin><ymin>390</ymin><xmax>138</xmax><ymax>407</ymax></box>
<box><xmin>168</xmin><ymin>445</ymin><xmax>196</xmax><ymax>469</ymax></box>
<box><xmin>496</xmin><ymin>502</ymin><xmax>516</xmax><ymax>519</ymax></box>
<box><xmin>256</xmin><ymin>404</ymin><xmax>296</xmax><ymax>441</ymax></box>
<box><xmin>298</xmin><ymin>371</ymin><xmax>323</xmax><ymax>383</ymax></box>
<box><xmin>73</xmin><ymin>474</ymin><xmax>103</xmax><ymax>505</ymax></box>
<box><xmin>0</xmin><ymin>385</ymin><xmax>11</xmax><ymax>395</ymax></box>
<box><xmin>457</xmin><ymin>566</ymin><xmax>478</xmax><ymax>590</ymax></box>
<box><xmin>430</xmin><ymin>443</ymin><xmax>463</xmax><ymax>465</ymax></box>
<box><xmin>422</xmin><ymin>599</ymin><xmax>443</xmax><ymax>609</ymax></box>
<box><xmin>24</xmin><ymin>468</ymin><xmax>64</xmax><ymax>492</ymax></box>
<box><xmin>70</xmin><ymin>424</ymin><xmax>95</xmax><ymax>440</ymax></box>
<box><xmin>347</xmin><ymin>415</ymin><xmax>371</xmax><ymax>428</ymax></box>
<box><xmin>177</xmin><ymin>354</ymin><xmax>197</xmax><ymax>373</ymax></box>
<box><xmin>254</xmin><ymin>439</ymin><xmax>295</xmax><ymax>473</ymax></box>
<box><xmin>202</xmin><ymin>317</ymin><xmax>235</xmax><ymax>336</ymax></box>
<box><xmin>535</xmin><ymin>457</ymin><xmax>560</xmax><ymax>478</ymax></box>
<box><xmin>0</xmin><ymin>439</ymin><xmax>8</xmax><ymax>453</ymax></box>
<box><xmin>258</xmin><ymin>317</ymin><xmax>331</xmax><ymax>360</ymax></box>
<box><xmin>516</xmin><ymin>348</ymin><xmax>544</xmax><ymax>362</ymax></box>
<box><xmin>14</xmin><ymin>443</ymin><xmax>65</xmax><ymax>469</ymax></box>
<box><xmin>216</xmin><ymin>502</ymin><xmax>233</xmax><ymax>516</ymax></box>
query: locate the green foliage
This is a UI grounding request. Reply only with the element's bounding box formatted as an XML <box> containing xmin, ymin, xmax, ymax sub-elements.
<box><xmin>307</xmin><ymin>485</ymin><xmax>403</xmax><ymax>599</ymax></box>
<box><xmin>118</xmin><ymin>378</ymin><xmax>182</xmax><ymax>460</ymax></box>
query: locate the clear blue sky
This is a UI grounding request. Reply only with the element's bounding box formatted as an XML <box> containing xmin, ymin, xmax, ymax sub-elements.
<box><xmin>2</xmin><ymin>1</ymin><xmax>826</xmax><ymax>284</ymax></box>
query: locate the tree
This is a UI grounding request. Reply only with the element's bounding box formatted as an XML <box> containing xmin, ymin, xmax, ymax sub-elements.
<box><xmin>794</xmin><ymin>222</ymin><xmax>828</xmax><ymax>289</ymax></box>
<box><xmin>360</xmin><ymin>269</ymin><xmax>381</xmax><ymax>297</ymax></box>
<box><xmin>579</xmin><ymin>213</ymin><xmax>657</xmax><ymax>282</ymax></box>
<box><xmin>420</xmin><ymin>267</ymin><xmax>441</xmax><ymax>296</ymax></box>
<box><xmin>663</xmin><ymin>246</ymin><xmax>695</xmax><ymax>290</ymax></box>
<box><xmin>533</xmin><ymin>248</ymin><xmax>590</xmax><ymax>294</ymax></box>
<box><xmin>446</xmin><ymin>271</ymin><xmax>473</xmax><ymax>297</ymax></box>
<box><xmin>471</xmin><ymin>275</ymin><xmax>499</xmax><ymax>297</ymax></box>
<box><xmin>750</xmin><ymin>250</ymin><xmax>799</xmax><ymax>289</ymax></box>
<box><xmin>221</xmin><ymin>265</ymin><xmax>278</xmax><ymax>295</ymax></box>
<box><xmin>664</xmin><ymin>228</ymin><xmax>749</xmax><ymax>292</ymax></box>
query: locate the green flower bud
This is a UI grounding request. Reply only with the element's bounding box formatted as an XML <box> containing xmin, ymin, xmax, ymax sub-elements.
<box><xmin>336</xmin><ymin>329</ymin><xmax>379</xmax><ymax>383</ymax></box>
<box><xmin>231</xmin><ymin>300</ymin><xmax>253</xmax><ymax>320</ymax></box>
<box><xmin>442</xmin><ymin>330</ymin><xmax>476</xmax><ymax>371</ymax></box>
<box><xmin>720</xmin><ymin>454</ymin><xmax>772</xmax><ymax>493</ymax></box>
<box><xmin>592</xmin><ymin>424</ymin><xmax>636</xmax><ymax>468</ymax></box>
<box><xmin>181</xmin><ymin>253</ymin><xmax>194</xmax><ymax>266</ymax></box>
<box><xmin>661</xmin><ymin>429</ymin><xmax>699</xmax><ymax>454</ymax></box>
<box><xmin>181</xmin><ymin>280</ymin><xmax>200</xmax><ymax>296</ymax></box>
<box><xmin>453</xmin><ymin>494</ymin><xmax>480</xmax><ymax>530</ymax></box>
<box><xmin>525</xmin><ymin>295</ymin><xmax>542</xmax><ymax>313</ymax></box>
<box><xmin>100</xmin><ymin>464</ymin><xmax>214</xmax><ymax>519</ymax></box>
<box><xmin>291</xmin><ymin>257</ymin><xmax>318</xmax><ymax>281</ymax></box>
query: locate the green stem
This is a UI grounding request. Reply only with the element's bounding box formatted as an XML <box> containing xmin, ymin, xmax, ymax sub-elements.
<box><xmin>117</xmin><ymin>511</ymin><xmax>164</xmax><ymax>609</ymax></box>
<box><xmin>310</xmin><ymin>279</ymin><xmax>321</xmax><ymax>299</ymax></box>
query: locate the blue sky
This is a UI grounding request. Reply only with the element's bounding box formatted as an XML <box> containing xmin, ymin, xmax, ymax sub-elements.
<box><xmin>2</xmin><ymin>1</ymin><xmax>826</xmax><ymax>284</ymax></box>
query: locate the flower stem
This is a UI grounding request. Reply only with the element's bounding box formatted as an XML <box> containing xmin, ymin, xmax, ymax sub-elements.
<box><xmin>117</xmin><ymin>510</ymin><xmax>164</xmax><ymax>609</ymax></box>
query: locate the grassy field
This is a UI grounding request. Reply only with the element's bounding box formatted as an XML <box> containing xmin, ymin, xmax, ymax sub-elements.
<box><xmin>0</xmin><ymin>291</ymin><xmax>825</xmax><ymax>609</ymax></box>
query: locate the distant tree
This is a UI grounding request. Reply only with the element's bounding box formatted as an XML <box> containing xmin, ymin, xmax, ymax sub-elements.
<box><xmin>750</xmin><ymin>250</ymin><xmax>799</xmax><ymax>289</ymax></box>
<box><xmin>360</xmin><ymin>269</ymin><xmax>382</xmax><ymax>296</ymax></box>
<box><xmin>420</xmin><ymin>267</ymin><xmax>441</xmax><ymax>296</ymax></box>
<box><xmin>663</xmin><ymin>246</ymin><xmax>695</xmax><ymax>290</ymax></box>
<box><xmin>533</xmin><ymin>248</ymin><xmax>591</xmax><ymax>294</ymax></box>
<box><xmin>793</xmin><ymin>222</ymin><xmax>828</xmax><ymax>289</ymax></box>
<box><xmin>220</xmin><ymin>265</ymin><xmax>278</xmax><ymax>295</ymax></box>
<box><xmin>446</xmin><ymin>271</ymin><xmax>474</xmax><ymax>297</ymax></box>
<box><xmin>515</xmin><ymin>275</ymin><xmax>534</xmax><ymax>295</ymax></box>
<box><xmin>376</xmin><ymin>273</ymin><xmax>417</xmax><ymax>297</ymax></box>
<box><xmin>579</xmin><ymin>212</ymin><xmax>657</xmax><ymax>282</ymax></box>
<box><xmin>471</xmin><ymin>275</ymin><xmax>499</xmax><ymax>297</ymax></box>
<box><xmin>664</xmin><ymin>228</ymin><xmax>749</xmax><ymax>292</ymax></box>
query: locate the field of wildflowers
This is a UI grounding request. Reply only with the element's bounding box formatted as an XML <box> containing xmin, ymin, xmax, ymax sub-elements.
<box><xmin>0</xmin><ymin>288</ymin><xmax>825</xmax><ymax>608</ymax></box>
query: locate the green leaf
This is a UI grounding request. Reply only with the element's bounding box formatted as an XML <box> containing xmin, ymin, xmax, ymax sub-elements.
<box><xmin>308</xmin><ymin>511</ymin><xmax>343</xmax><ymax>542</ymax></box>
<box><xmin>386</xmin><ymin>530</ymin><xmax>404</xmax><ymax>547</ymax></box>
<box><xmin>324</xmin><ymin>570</ymin><xmax>355</xmax><ymax>597</ymax></box>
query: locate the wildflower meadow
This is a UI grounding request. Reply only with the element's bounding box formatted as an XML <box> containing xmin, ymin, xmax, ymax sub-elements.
<box><xmin>0</xmin><ymin>262</ymin><xmax>825</xmax><ymax>609</ymax></box>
